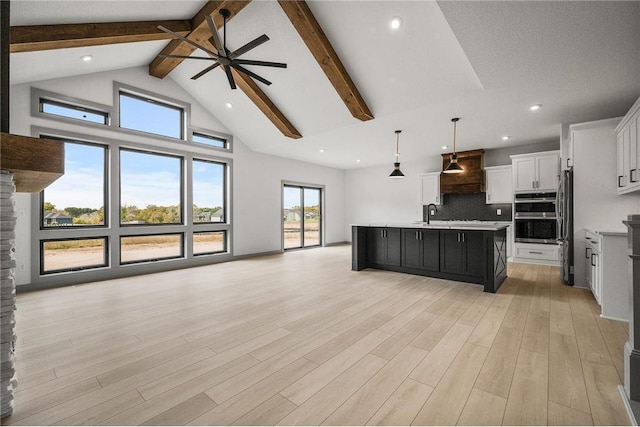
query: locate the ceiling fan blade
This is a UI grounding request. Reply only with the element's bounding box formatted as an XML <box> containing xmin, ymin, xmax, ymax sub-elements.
<box><xmin>205</xmin><ymin>16</ymin><xmax>226</xmax><ymax>55</ymax></box>
<box><xmin>157</xmin><ymin>25</ymin><xmax>218</xmax><ymax>57</ymax></box>
<box><xmin>223</xmin><ymin>65</ymin><xmax>237</xmax><ymax>90</ymax></box>
<box><xmin>229</xmin><ymin>34</ymin><xmax>270</xmax><ymax>59</ymax></box>
<box><xmin>191</xmin><ymin>63</ymin><xmax>221</xmax><ymax>80</ymax></box>
<box><xmin>159</xmin><ymin>54</ymin><xmax>217</xmax><ymax>60</ymax></box>
<box><xmin>232</xmin><ymin>64</ymin><xmax>272</xmax><ymax>86</ymax></box>
<box><xmin>233</xmin><ymin>59</ymin><xmax>287</xmax><ymax>68</ymax></box>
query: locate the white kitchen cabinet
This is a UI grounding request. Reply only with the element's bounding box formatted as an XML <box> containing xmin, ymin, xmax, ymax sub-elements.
<box><xmin>513</xmin><ymin>242</ymin><xmax>560</xmax><ymax>265</ymax></box>
<box><xmin>615</xmin><ymin>95</ymin><xmax>640</xmax><ymax>194</ymax></box>
<box><xmin>585</xmin><ymin>229</ymin><xmax>629</xmax><ymax>321</ymax></box>
<box><xmin>485</xmin><ymin>165</ymin><xmax>513</xmax><ymax>204</ymax></box>
<box><xmin>511</xmin><ymin>151</ymin><xmax>560</xmax><ymax>193</ymax></box>
<box><xmin>420</xmin><ymin>172</ymin><xmax>441</xmax><ymax>205</ymax></box>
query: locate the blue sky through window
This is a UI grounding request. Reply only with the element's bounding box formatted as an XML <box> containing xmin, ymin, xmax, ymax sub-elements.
<box><xmin>44</xmin><ymin>141</ymin><xmax>105</xmax><ymax>210</ymax></box>
<box><xmin>120</xmin><ymin>150</ymin><xmax>181</xmax><ymax>208</ymax></box>
<box><xmin>193</xmin><ymin>160</ymin><xmax>224</xmax><ymax>209</ymax></box>
<box><xmin>119</xmin><ymin>93</ymin><xmax>182</xmax><ymax>139</ymax></box>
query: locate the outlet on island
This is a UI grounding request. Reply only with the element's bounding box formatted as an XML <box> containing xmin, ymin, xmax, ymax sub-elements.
<box><xmin>496</xmin><ymin>208</ymin><xmax>502</xmax><ymax>216</ymax></box>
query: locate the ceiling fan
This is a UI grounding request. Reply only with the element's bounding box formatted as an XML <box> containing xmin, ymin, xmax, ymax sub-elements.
<box><xmin>157</xmin><ymin>8</ymin><xmax>287</xmax><ymax>90</ymax></box>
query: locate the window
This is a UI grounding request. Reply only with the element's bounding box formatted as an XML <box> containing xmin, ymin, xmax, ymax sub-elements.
<box><xmin>120</xmin><ymin>149</ymin><xmax>182</xmax><ymax>225</ymax></box>
<box><xmin>119</xmin><ymin>92</ymin><xmax>183</xmax><ymax>139</ymax></box>
<box><xmin>193</xmin><ymin>159</ymin><xmax>226</xmax><ymax>223</ymax></box>
<box><xmin>193</xmin><ymin>132</ymin><xmax>227</xmax><ymax>149</ymax></box>
<box><xmin>194</xmin><ymin>231</ymin><xmax>226</xmax><ymax>255</ymax></box>
<box><xmin>41</xmin><ymin>238</ymin><xmax>108</xmax><ymax>274</ymax></box>
<box><xmin>120</xmin><ymin>234</ymin><xmax>183</xmax><ymax>264</ymax></box>
<box><xmin>40</xmin><ymin>99</ymin><xmax>109</xmax><ymax>125</ymax></box>
<box><xmin>42</xmin><ymin>138</ymin><xmax>107</xmax><ymax>228</ymax></box>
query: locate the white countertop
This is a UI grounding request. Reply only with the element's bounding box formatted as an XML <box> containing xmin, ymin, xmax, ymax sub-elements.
<box><xmin>352</xmin><ymin>221</ymin><xmax>510</xmax><ymax>231</ymax></box>
<box><xmin>585</xmin><ymin>228</ymin><xmax>628</xmax><ymax>237</ymax></box>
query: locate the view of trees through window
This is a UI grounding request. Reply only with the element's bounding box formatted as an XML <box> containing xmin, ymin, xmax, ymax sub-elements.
<box><xmin>37</xmin><ymin>87</ymin><xmax>231</xmax><ymax>276</ymax></box>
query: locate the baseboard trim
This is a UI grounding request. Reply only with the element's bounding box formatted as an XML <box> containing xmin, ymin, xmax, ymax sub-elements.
<box><xmin>325</xmin><ymin>241</ymin><xmax>350</xmax><ymax>247</ymax></box>
<box><xmin>231</xmin><ymin>250</ymin><xmax>283</xmax><ymax>261</ymax></box>
<box><xmin>619</xmin><ymin>385</ymin><xmax>639</xmax><ymax>426</ymax></box>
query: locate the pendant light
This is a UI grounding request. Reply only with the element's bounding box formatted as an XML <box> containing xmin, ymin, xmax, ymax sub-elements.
<box><xmin>389</xmin><ymin>130</ymin><xmax>405</xmax><ymax>178</ymax></box>
<box><xmin>443</xmin><ymin>117</ymin><xmax>464</xmax><ymax>174</ymax></box>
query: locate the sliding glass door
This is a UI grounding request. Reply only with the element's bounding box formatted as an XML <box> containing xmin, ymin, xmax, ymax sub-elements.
<box><xmin>283</xmin><ymin>184</ymin><xmax>322</xmax><ymax>250</ymax></box>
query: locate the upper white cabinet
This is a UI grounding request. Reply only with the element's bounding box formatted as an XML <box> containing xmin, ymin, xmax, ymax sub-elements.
<box><xmin>420</xmin><ymin>172</ymin><xmax>441</xmax><ymax>205</ymax></box>
<box><xmin>615</xmin><ymin>95</ymin><xmax>640</xmax><ymax>194</ymax></box>
<box><xmin>511</xmin><ymin>151</ymin><xmax>560</xmax><ymax>193</ymax></box>
<box><xmin>485</xmin><ymin>165</ymin><xmax>513</xmax><ymax>204</ymax></box>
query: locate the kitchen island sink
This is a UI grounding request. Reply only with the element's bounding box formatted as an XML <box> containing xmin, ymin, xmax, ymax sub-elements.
<box><xmin>351</xmin><ymin>223</ymin><xmax>508</xmax><ymax>293</ymax></box>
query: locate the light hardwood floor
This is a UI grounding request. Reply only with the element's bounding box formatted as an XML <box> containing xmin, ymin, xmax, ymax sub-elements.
<box><xmin>5</xmin><ymin>245</ymin><xmax>631</xmax><ymax>425</ymax></box>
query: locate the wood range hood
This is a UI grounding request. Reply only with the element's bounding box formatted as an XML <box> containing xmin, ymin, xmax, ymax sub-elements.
<box><xmin>440</xmin><ymin>149</ymin><xmax>485</xmax><ymax>194</ymax></box>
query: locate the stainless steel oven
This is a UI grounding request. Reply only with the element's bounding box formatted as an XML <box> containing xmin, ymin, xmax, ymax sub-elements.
<box><xmin>514</xmin><ymin>192</ymin><xmax>559</xmax><ymax>244</ymax></box>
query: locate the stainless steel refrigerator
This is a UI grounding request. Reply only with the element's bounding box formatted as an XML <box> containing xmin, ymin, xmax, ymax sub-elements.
<box><xmin>558</xmin><ymin>169</ymin><xmax>574</xmax><ymax>285</ymax></box>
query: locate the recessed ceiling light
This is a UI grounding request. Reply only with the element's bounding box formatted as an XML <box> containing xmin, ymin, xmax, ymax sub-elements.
<box><xmin>80</xmin><ymin>55</ymin><xmax>93</xmax><ymax>62</ymax></box>
<box><xmin>356</xmin><ymin>159</ymin><xmax>361</xmax><ymax>163</ymax></box>
<box><xmin>529</xmin><ymin>104</ymin><xmax>542</xmax><ymax>111</ymax></box>
<box><xmin>502</xmin><ymin>135</ymin><xmax>510</xmax><ymax>141</ymax></box>
<box><xmin>390</xmin><ymin>17</ymin><xmax>402</xmax><ymax>30</ymax></box>
<box><xmin>225</xmin><ymin>102</ymin><xmax>233</xmax><ymax>109</ymax></box>
<box><xmin>441</xmin><ymin>145</ymin><xmax>448</xmax><ymax>150</ymax></box>
<box><xmin>319</xmin><ymin>149</ymin><xmax>325</xmax><ymax>153</ymax></box>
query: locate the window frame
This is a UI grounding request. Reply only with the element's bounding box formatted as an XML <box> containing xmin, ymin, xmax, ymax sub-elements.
<box><xmin>39</xmin><ymin>135</ymin><xmax>109</xmax><ymax>231</ymax></box>
<box><xmin>32</xmin><ymin>87</ymin><xmax>112</xmax><ymax>128</ymax></box>
<box><xmin>189</xmin><ymin>127</ymin><xmax>233</xmax><ymax>152</ymax></box>
<box><xmin>192</xmin><ymin>158</ymin><xmax>228</xmax><ymax>225</ymax></box>
<box><xmin>119</xmin><ymin>232</ymin><xmax>185</xmax><ymax>265</ymax></box>
<box><xmin>30</xmin><ymin>125</ymin><xmax>233</xmax><ymax>289</ymax></box>
<box><xmin>40</xmin><ymin>236</ymin><xmax>109</xmax><ymax>275</ymax></box>
<box><xmin>119</xmin><ymin>147</ymin><xmax>185</xmax><ymax>227</ymax></box>
<box><xmin>114</xmin><ymin>82</ymin><xmax>189</xmax><ymax>141</ymax></box>
<box><xmin>193</xmin><ymin>231</ymin><xmax>227</xmax><ymax>256</ymax></box>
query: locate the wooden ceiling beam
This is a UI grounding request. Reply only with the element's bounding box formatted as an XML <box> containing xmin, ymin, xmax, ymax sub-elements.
<box><xmin>148</xmin><ymin>0</ymin><xmax>251</xmax><ymax>79</ymax></box>
<box><xmin>10</xmin><ymin>20</ymin><xmax>193</xmax><ymax>53</ymax></box>
<box><xmin>277</xmin><ymin>0</ymin><xmax>373</xmax><ymax>122</ymax></box>
<box><xmin>231</xmin><ymin>69</ymin><xmax>302</xmax><ymax>139</ymax></box>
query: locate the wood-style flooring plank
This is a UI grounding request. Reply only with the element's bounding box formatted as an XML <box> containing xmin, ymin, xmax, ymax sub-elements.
<box><xmin>366</xmin><ymin>378</ymin><xmax>433</xmax><ymax>426</ymax></box>
<box><xmin>457</xmin><ymin>388</ymin><xmax>507</xmax><ymax>426</ymax></box>
<box><xmin>547</xmin><ymin>401</ymin><xmax>593</xmax><ymax>426</ymax></box>
<box><xmin>502</xmin><ymin>348</ymin><xmax>549</xmax><ymax>425</ymax></box>
<box><xmin>548</xmin><ymin>332</ymin><xmax>591</xmax><ymax>414</ymax></box>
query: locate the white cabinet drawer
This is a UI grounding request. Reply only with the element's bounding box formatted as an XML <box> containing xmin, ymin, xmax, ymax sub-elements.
<box><xmin>515</xmin><ymin>244</ymin><xmax>558</xmax><ymax>261</ymax></box>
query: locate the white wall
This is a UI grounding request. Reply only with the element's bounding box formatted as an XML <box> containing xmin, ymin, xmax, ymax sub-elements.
<box><xmin>344</xmin><ymin>141</ymin><xmax>560</xmax><ymax>239</ymax></box>
<box><xmin>9</xmin><ymin>67</ymin><xmax>346</xmax><ymax>285</ymax></box>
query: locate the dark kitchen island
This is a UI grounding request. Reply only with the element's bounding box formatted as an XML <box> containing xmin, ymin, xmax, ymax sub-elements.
<box><xmin>351</xmin><ymin>223</ymin><xmax>508</xmax><ymax>293</ymax></box>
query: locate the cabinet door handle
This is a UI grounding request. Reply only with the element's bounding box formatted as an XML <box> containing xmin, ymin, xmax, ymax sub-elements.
<box><xmin>462</xmin><ymin>233</ymin><xmax>465</xmax><ymax>243</ymax></box>
<box><xmin>586</xmin><ymin>247</ymin><xmax>591</xmax><ymax>258</ymax></box>
<box><xmin>618</xmin><ymin>175</ymin><xmax>625</xmax><ymax>187</ymax></box>
<box><xmin>457</xmin><ymin>232</ymin><xmax>460</xmax><ymax>242</ymax></box>
<box><xmin>419</xmin><ymin>231</ymin><xmax>423</xmax><ymax>241</ymax></box>
<box><xmin>488</xmin><ymin>194</ymin><xmax>491</xmax><ymax>201</ymax></box>
<box><xmin>529</xmin><ymin>251</ymin><xmax>543</xmax><ymax>254</ymax></box>
<box><xmin>566</xmin><ymin>158</ymin><xmax>571</xmax><ymax>168</ymax></box>
<box><xmin>415</xmin><ymin>231</ymin><xmax>419</xmax><ymax>240</ymax></box>
<box><xmin>591</xmin><ymin>253</ymin><xmax>597</xmax><ymax>267</ymax></box>
<box><xmin>631</xmin><ymin>169</ymin><xmax>638</xmax><ymax>183</ymax></box>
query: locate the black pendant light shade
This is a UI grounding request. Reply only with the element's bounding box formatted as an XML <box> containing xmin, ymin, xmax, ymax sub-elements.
<box><xmin>389</xmin><ymin>130</ymin><xmax>405</xmax><ymax>178</ymax></box>
<box><xmin>443</xmin><ymin>117</ymin><xmax>464</xmax><ymax>174</ymax></box>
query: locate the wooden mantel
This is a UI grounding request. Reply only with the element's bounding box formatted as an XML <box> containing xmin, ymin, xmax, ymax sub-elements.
<box><xmin>0</xmin><ymin>133</ymin><xmax>65</xmax><ymax>193</ymax></box>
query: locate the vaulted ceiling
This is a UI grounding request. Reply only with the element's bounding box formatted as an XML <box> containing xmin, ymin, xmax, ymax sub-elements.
<box><xmin>9</xmin><ymin>1</ymin><xmax>640</xmax><ymax>169</ymax></box>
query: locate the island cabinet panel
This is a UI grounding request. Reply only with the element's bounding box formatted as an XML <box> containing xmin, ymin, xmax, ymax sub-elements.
<box><xmin>351</xmin><ymin>226</ymin><xmax>506</xmax><ymax>293</ymax></box>
<box><xmin>366</xmin><ymin>227</ymin><xmax>401</xmax><ymax>267</ymax></box>
<box><xmin>401</xmin><ymin>228</ymin><xmax>439</xmax><ymax>272</ymax></box>
<box><xmin>440</xmin><ymin>230</ymin><xmax>484</xmax><ymax>278</ymax></box>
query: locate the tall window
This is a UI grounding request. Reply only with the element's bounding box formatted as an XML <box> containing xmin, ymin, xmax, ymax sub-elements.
<box><xmin>120</xmin><ymin>150</ymin><xmax>182</xmax><ymax>225</ymax></box>
<box><xmin>119</xmin><ymin>92</ymin><xmax>183</xmax><ymax>139</ymax></box>
<box><xmin>193</xmin><ymin>159</ymin><xmax>226</xmax><ymax>223</ymax></box>
<box><xmin>42</xmin><ymin>138</ymin><xmax>107</xmax><ymax>228</ymax></box>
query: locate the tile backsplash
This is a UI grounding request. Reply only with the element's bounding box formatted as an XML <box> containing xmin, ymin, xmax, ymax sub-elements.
<box><xmin>423</xmin><ymin>192</ymin><xmax>512</xmax><ymax>221</ymax></box>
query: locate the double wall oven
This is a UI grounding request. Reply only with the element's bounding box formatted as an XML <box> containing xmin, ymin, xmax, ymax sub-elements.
<box><xmin>514</xmin><ymin>192</ymin><xmax>559</xmax><ymax>244</ymax></box>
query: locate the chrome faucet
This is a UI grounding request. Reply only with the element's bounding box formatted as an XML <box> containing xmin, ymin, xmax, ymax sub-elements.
<box><xmin>426</xmin><ymin>203</ymin><xmax>438</xmax><ymax>225</ymax></box>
